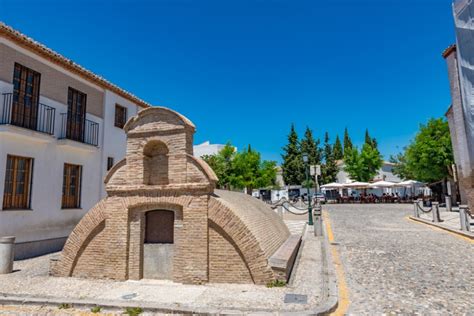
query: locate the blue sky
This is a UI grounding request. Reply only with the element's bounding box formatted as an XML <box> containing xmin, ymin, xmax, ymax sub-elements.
<box><xmin>0</xmin><ymin>0</ymin><xmax>455</xmax><ymax>162</ymax></box>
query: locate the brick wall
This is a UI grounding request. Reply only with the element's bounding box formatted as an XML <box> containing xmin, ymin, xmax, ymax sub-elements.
<box><xmin>209</xmin><ymin>222</ymin><xmax>253</xmax><ymax>283</ymax></box>
<box><xmin>51</xmin><ymin>107</ymin><xmax>291</xmax><ymax>285</ymax></box>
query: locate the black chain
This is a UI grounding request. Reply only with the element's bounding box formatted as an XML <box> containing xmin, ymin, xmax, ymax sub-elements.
<box><xmin>271</xmin><ymin>198</ymin><xmax>310</xmax><ymax>213</ymax></box>
<box><xmin>464</xmin><ymin>207</ymin><xmax>473</xmax><ymax>218</ymax></box>
<box><xmin>280</xmin><ymin>203</ymin><xmax>309</xmax><ymax>215</ymax></box>
<box><xmin>416</xmin><ymin>202</ymin><xmax>433</xmax><ymax>213</ymax></box>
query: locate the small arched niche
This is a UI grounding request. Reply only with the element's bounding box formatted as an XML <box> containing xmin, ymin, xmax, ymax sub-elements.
<box><xmin>143</xmin><ymin>140</ymin><xmax>169</xmax><ymax>185</ymax></box>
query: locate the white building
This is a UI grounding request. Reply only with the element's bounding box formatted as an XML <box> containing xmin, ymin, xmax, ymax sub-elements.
<box><xmin>0</xmin><ymin>23</ymin><xmax>150</xmax><ymax>258</ymax></box>
<box><xmin>336</xmin><ymin>160</ymin><xmax>402</xmax><ymax>184</ymax></box>
<box><xmin>193</xmin><ymin>141</ymin><xmax>235</xmax><ymax>158</ymax></box>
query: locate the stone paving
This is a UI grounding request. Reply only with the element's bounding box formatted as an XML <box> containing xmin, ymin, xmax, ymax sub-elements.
<box><xmin>325</xmin><ymin>203</ymin><xmax>474</xmax><ymax>314</ymax></box>
<box><xmin>416</xmin><ymin>207</ymin><xmax>474</xmax><ymax>237</ymax></box>
<box><xmin>0</xmin><ymin>220</ymin><xmax>331</xmax><ymax>315</ymax></box>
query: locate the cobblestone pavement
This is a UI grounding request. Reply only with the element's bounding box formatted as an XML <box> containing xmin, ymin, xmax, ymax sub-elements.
<box><xmin>417</xmin><ymin>207</ymin><xmax>474</xmax><ymax>237</ymax></box>
<box><xmin>0</xmin><ymin>221</ymin><xmax>326</xmax><ymax>315</ymax></box>
<box><xmin>324</xmin><ymin>203</ymin><xmax>474</xmax><ymax>315</ymax></box>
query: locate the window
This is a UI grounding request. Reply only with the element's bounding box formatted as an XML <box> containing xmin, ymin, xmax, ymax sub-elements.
<box><xmin>66</xmin><ymin>88</ymin><xmax>87</xmax><ymax>142</ymax></box>
<box><xmin>114</xmin><ymin>104</ymin><xmax>127</xmax><ymax>128</ymax></box>
<box><xmin>145</xmin><ymin>210</ymin><xmax>174</xmax><ymax>244</ymax></box>
<box><xmin>107</xmin><ymin>157</ymin><xmax>114</xmax><ymax>171</ymax></box>
<box><xmin>62</xmin><ymin>163</ymin><xmax>82</xmax><ymax>209</ymax></box>
<box><xmin>12</xmin><ymin>63</ymin><xmax>41</xmax><ymax>130</ymax></box>
<box><xmin>3</xmin><ymin>155</ymin><xmax>34</xmax><ymax>210</ymax></box>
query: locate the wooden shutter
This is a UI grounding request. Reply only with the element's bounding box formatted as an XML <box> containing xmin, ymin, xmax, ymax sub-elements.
<box><xmin>2</xmin><ymin>155</ymin><xmax>33</xmax><ymax>209</ymax></box>
<box><xmin>11</xmin><ymin>63</ymin><xmax>41</xmax><ymax>130</ymax></box>
<box><xmin>62</xmin><ymin>163</ymin><xmax>82</xmax><ymax>208</ymax></box>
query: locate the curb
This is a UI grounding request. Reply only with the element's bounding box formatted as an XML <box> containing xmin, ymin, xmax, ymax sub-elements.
<box><xmin>408</xmin><ymin>216</ymin><xmax>474</xmax><ymax>240</ymax></box>
<box><xmin>314</xmin><ymin>223</ymin><xmax>339</xmax><ymax>315</ymax></box>
<box><xmin>0</xmin><ymin>224</ymin><xmax>340</xmax><ymax>315</ymax></box>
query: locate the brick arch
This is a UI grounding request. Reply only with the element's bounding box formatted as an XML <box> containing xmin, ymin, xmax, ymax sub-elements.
<box><xmin>50</xmin><ymin>199</ymin><xmax>107</xmax><ymax>277</ymax></box>
<box><xmin>208</xmin><ymin>197</ymin><xmax>276</xmax><ymax>285</ymax></box>
<box><xmin>126</xmin><ymin>200</ymin><xmax>186</xmax><ymax>280</ymax></box>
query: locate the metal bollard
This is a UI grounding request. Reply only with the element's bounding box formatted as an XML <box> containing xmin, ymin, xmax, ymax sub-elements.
<box><xmin>0</xmin><ymin>236</ymin><xmax>15</xmax><ymax>274</ymax></box>
<box><xmin>413</xmin><ymin>200</ymin><xmax>420</xmax><ymax>218</ymax></box>
<box><xmin>459</xmin><ymin>205</ymin><xmax>471</xmax><ymax>232</ymax></box>
<box><xmin>432</xmin><ymin>202</ymin><xmax>440</xmax><ymax>223</ymax></box>
<box><xmin>445</xmin><ymin>195</ymin><xmax>452</xmax><ymax>212</ymax></box>
<box><xmin>277</xmin><ymin>205</ymin><xmax>283</xmax><ymax>218</ymax></box>
<box><xmin>313</xmin><ymin>203</ymin><xmax>323</xmax><ymax>237</ymax></box>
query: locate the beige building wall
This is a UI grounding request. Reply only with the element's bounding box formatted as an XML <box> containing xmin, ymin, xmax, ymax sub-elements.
<box><xmin>0</xmin><ymin>42</ymin><xmax>104</xmax><ymax>118</ymax></box>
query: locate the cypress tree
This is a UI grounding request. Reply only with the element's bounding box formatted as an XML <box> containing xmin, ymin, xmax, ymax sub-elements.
<box><xmin>321</xmin><ymin>132</ymin><xmax>339</xmax><ymax>184</ymax></box>
<box><xmin>365</xmin><ymin>129</ymin><xmax>372</xmax><ymax>146</ymax></box>
<box><xmin>301</xmin><ymin>127</ymin><xmax>322</xmax><ymax>166</ymax></box>
<box><xmin>365</xmin><ymin>129</ymin><xmax>378</xmax><ymax>149</ymax></box>
<box><xmin>343</xmin><ymin>127</ymin><xmax>353</xmax><ymax>157</ymax></box>
<box><xmin>333</xmin><ymin>135</ymin><xmax>343</xmax><ymax>160</ymax></box>
<box><xmin>281</xmin><ymin>124</ymin><xmax>303</xmax><ymax>185</ymax></box>
<box><xmin>301</xmin><ymin>127</ymin><xmax>322</xmax><ymax>186</ymax></box>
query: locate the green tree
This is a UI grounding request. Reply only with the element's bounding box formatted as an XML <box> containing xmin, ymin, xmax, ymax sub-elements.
<box><xmin>401</xmin><ymin>118</ymin><xmax>454</xmax><ymax>183</ymax></box>
<box><xmin>301</xmin><ymin>127</ymin><xmax>322</xmax><ymax>187</ymax></box>
<box><xmin>230</xmin><ymin>145</ymin><xmax>277</xmax><ymax>194</ymax></box>
<box><xmin>321</xmin><ymin>132</ymin><xmax>338</xmax><ymax>184</ymax></box>
<box><xmin>333</xmin><ymin>135</ymin><xmax>343</xmax><ymax>160</ymax></box>
<box><xmin>389</xmin><ymin>151</ymin><xmax>414</xmax><ymax>180</ymax></box>
<box><xmin>201</xmin><ymin>142</ymin><xmax>235</xmax><ymax>189</ymax></box>
<box><xmin>364</xmin><ymin>128</ymin><xmax>378</xmax><ymax>149</ymax></box>
<box><xmin>301</xmin><ymin>127</ymin><xmax>322</xmax><ymax>165</ymax></box>
<box><xmin>344</xmin><ymin>143</ymin><xmax>383</xmax><ymax>182</ymax></box>
<box><xmin>343</xmin><ymin>127</ymin><xmax>353</xmax><ymax>157</ymax></box>
<box><xmin>281</xmin><ymin>124</ymin><xmax>303</xmax><ymax>185</ymax></box>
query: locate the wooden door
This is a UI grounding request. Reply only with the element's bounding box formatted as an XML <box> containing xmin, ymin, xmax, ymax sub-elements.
<box><xmin>66</xmin><ymin>88</ymin><xmax>87</xmax><ymax>142</ymax></box>
<box><xmin>143</xmin><ymin>210</ymin><xmax>175</xmax><ymax>279</ymax></box>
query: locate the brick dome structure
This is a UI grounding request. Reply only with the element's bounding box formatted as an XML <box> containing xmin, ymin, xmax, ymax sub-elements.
<box><xmin>51</xmin><ymin>107</ymin><xmax>300</xmax><ymax>284</ymax></box>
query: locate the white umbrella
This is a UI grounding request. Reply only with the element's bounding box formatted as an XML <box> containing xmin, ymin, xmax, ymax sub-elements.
<box><xmin>320</xmin><ymin>182</ymin><xmax>344</xmax><ymax>189</ymax></box>
<box><xmin>369</xmin><ymin>180</ymin><xmax>395</xmax><ymax>188</ymax></box>
<box><xmin>343</xmin><ymin>181</ymin><xmax>370</xmax><ymax>189</ymax></box>
<box><xmin>397</xmin><ymin>180</ymin><xmax>423</xmax><ymax>187</ymax></box>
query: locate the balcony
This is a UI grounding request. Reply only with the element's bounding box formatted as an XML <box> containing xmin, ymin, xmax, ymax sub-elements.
<box><xmin>1</xmin><ymin>93</ymin><xmax>56</xmax><ymax>135</ymax></box>
<box><xmin>59</xmin><ymin>113</ymin><xmax>99</xmax><ymax>147</ymax></box>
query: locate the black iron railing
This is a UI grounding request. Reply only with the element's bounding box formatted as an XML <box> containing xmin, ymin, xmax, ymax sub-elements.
<box><xmin>59</xmin><ymin>113</ymin><xmax>99</xmax><ymax>146</ymax></box>
<box><xmin>1</xmin><ymin>93</ymin><xmax>56</xmax><ymax>135</ymax></box>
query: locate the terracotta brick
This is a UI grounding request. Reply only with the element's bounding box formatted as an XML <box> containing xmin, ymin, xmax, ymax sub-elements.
<box><xmin>51</xmin><ymin>107</ymin><xmax>294</xmax><ymax>285</ymax></box>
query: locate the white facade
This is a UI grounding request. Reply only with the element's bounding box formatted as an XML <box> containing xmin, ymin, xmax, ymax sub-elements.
<box><xmin>193</xmin><ymin>141</ymin><xmax>230</xmax><ymax>158</ymax></box>
<box><xmin>335</xmin><ymin>161</ymin><xmax>402</xmax><ymax>184</ymax></box>
<box><xmin>0</xmin><ymin>32</ymin><xmax>145</xmax><ymax>258</ymax></box>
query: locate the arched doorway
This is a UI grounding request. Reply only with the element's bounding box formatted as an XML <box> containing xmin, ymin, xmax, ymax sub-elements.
<box><xmin>143</xmin><ymin>210</ymin><xmax>174</xmax><ymax>279</ymax></box>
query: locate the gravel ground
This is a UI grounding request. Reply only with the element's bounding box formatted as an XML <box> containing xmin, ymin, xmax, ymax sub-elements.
<box><xmin>324</xmin><ymin>203</ymin><xmax>474</xmax><ymax>315</ymax></box>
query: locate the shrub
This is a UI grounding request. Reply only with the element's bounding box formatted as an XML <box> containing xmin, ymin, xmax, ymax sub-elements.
<box><xmin>266</xmin><ymin>279</ymin><xmax>286</xmax><ymax>288</ymax></box>
<box><xmin>91</xmin><ymin>306</ymin><xmax>102</xmax><ymax>313</ymax></box>
<box><xmin>124</xmin><ymin>307</ymin><xmax>143</xmax><ymax>316</ymax></box>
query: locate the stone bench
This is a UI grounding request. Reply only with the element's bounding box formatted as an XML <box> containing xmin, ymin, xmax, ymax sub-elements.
<box><xmin>268</xmin><ymin>234</ymin><xmax>302</xmax><ymax>282</ymax></box>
